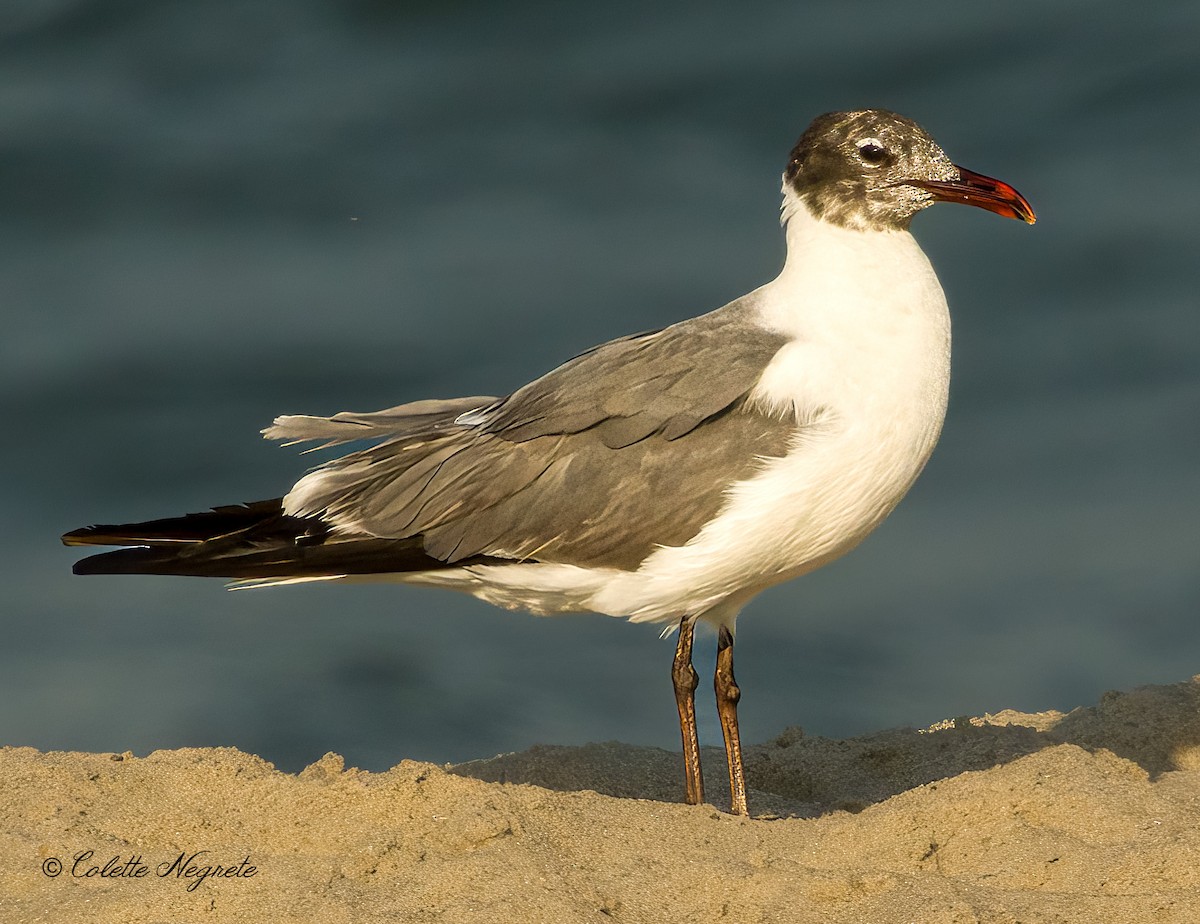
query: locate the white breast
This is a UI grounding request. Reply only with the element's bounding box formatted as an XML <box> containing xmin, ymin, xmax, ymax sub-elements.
<box><xmin>589</xmin><ymin>202</ymin><xmax>952</xmax><ymax>626</ymax></box>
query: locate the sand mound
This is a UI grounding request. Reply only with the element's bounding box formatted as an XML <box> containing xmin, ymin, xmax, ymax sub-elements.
<box><xmin>4</xmin><ymin>677</ymin><xmax>1198</xmax><ymax>923</ymax></box>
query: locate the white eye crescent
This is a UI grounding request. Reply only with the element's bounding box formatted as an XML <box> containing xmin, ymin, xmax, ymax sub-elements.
<box><xmin>856</xmin><ymin>138</ymin><xmax>887</xmax><ymax>165</ymax></box>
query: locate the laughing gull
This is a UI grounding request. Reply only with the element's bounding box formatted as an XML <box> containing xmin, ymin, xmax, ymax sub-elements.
<box><xmin>63</xmin><ymin>109</ymin><xmax>1035</xmax><ymax>816</ymax></box>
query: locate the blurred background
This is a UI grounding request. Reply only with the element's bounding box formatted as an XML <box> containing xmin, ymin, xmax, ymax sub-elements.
<box><xmin>3</xmin><ymin>0</ymin><xmax>1198</xmax><ymax>771</ymax></box>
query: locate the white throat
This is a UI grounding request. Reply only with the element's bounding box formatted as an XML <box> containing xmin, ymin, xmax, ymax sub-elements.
<box><xmin>757</xmin><ymin>185</ymin><xmax>951</xmax><ymax>348</ymax></box>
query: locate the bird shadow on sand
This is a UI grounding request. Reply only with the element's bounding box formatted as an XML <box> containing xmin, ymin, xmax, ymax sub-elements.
<box><xmin>447</xmin><ymin>676</ymin><xmax>1200</xmax><ymax>818</ymax></box>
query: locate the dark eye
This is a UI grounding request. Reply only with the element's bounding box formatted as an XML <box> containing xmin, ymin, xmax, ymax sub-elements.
<box><xmin>857</xmin><ymin>140</ymin><xmax>887</xmax><ymax>165</ymax></box>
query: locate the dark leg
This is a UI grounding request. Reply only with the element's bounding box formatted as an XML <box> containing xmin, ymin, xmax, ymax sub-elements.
<box><xmin>715</xmin><ymin>625</ymin><xmax>748</xmax><ymax>816</ymax></box>
<box><xmin>672</xmin><ymin>616</ymin><xmax>704</xmax><ymax>805</ymax></box>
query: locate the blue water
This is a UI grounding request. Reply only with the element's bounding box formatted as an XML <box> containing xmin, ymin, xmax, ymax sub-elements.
<box><xmin>3</xmin><ymin>0</ymin><xmax>1198</xmax><ymax>771</ymax></box>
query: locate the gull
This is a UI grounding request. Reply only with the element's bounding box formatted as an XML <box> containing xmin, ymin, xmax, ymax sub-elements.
<box><xmin>63</xmin><ymin>109</ymin><xmax>1035</xmax><ymax>816</ymax></box>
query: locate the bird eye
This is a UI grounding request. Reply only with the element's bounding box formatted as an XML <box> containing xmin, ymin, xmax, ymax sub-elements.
<box><xmin>857</xmin><ymin>139</ymin><xmax>887</xmax><ymax>165</ymax></box>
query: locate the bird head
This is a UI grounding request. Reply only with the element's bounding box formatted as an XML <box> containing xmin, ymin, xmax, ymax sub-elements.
<box><xmin>784</xmin><ymin>109</ymin><xmax>1036</xmax><ymax>231</ymax></box>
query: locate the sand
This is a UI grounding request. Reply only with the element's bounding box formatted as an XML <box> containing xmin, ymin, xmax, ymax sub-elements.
<box><xmin>3</xmin><ymin>677</ymin><xmax>1199</xmax><ymax>923</ymax></box>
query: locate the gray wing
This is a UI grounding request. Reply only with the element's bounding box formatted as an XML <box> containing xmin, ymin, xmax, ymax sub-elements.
<box><xmin>275</xmin><ymin>299</ymin><xmax>794</xmax><ymax>570</ymax></box>
<box><xmin>481</xmin><ymin>302</ymin><xmax>787</xmax><ymax>448</ymax></box>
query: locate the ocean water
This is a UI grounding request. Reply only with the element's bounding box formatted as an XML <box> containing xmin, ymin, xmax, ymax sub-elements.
<box><xmin>3</xmin><ymin>0</ymin><xmax>1198</xmax><ymax>770</ymax></box>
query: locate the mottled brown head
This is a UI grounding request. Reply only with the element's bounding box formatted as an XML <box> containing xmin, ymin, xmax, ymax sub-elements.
<box><xmin>785</xmin><ymin>109</ymin><xmax>1036</xmax><ymax>231</ymax></box>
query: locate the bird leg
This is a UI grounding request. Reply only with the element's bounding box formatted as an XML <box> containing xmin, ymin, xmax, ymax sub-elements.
<box><xmin>715</xmin><ymin>625</ymin><xmax>748</xmax><ymax>816</ymax></box>
<box><xmin>671</xmin><ymin>616</ymin><xmax>704</xmax><ymax>805</ymax></box>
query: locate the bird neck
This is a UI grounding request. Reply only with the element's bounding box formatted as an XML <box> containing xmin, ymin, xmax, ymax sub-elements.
<box><xmin>759</xmin><ymin>187</ymin><xmax>946</xmax><ymax>339</ymax></box>
<box><xmin>777</xmin><ymin>186</ymin><xmax>927</xmax><ymax>277</ymax></box>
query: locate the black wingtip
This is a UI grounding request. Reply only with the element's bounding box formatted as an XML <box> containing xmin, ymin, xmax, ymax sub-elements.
<box><xmin>63</xmin><ymin>497</ymin><xmax>517</xmax><ymax>579</ymax></box>
<box><xmin>69</xmin><ymin>545</ymin><xmax>247</xmax><ymax>577</ymax></box>
<box><xmin>62</xmin><ymin>526</ymin><xmax>121</xmax><ymax>548</ymax></box>
<box><xmin>71</xmin><ymin>547</ymin><xmax>160</xmax><ymax>576</ymax></box>
<box><xmin>61</xmin><ymin>499</ymin><xmax>293</xmax><ymax>550</ymax></box>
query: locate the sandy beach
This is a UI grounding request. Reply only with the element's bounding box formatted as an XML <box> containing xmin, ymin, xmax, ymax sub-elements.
<box><xmin>3</xmin><ymin>676</ymin><xmax>1198</xmax><ymax>923</ymax></box>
